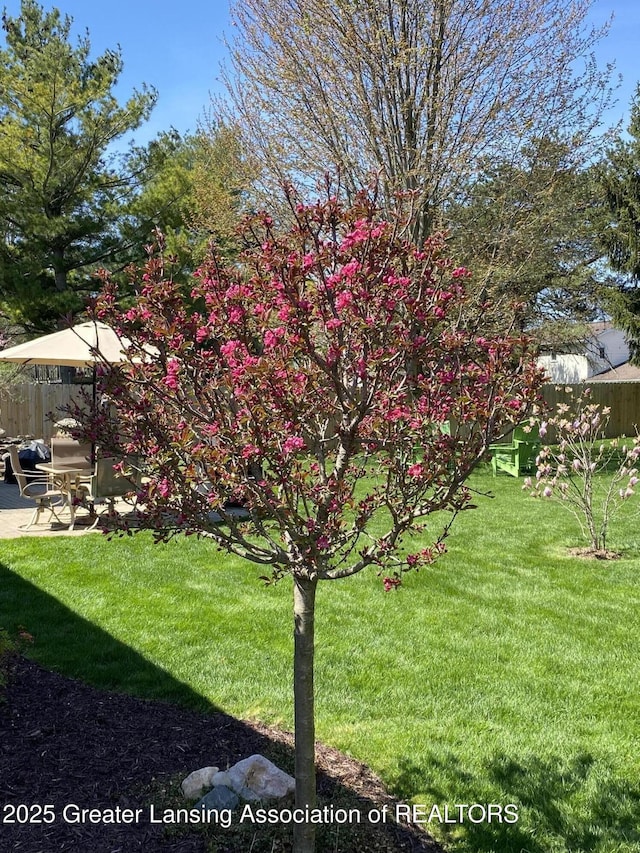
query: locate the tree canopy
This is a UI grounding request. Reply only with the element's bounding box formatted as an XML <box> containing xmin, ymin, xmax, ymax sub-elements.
<box><xmin>0</xmin><ymin>0</ymin><xmax>156</xmax><ymax>332</ymax></box>
<box><xmin>222</xmin><ymin>0</ymin><xmax>614</xmax><ymax>242</ymax></box>
<box><xmin>598</xmin><ymin>84</ymin><xmax>640</xmax><ymax>362</ymax></box>
<box><xmin>219</xmin><ymin>0</ymin><xmax>616</xmax><ymax>334</ymax></box>
<box><xmin>72</xmin><ymin>189</ymin><xmax>544</xmax><ymax>853</ymax></box>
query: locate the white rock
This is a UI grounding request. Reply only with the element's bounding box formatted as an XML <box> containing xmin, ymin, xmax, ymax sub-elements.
<box><xmin>181</xmin><ymin>766</ymin><xmax>219</xmax><ymax>799</ymax></box>
<box><xmin>226</xmin><ymin>754</ymin><xmax>295</xmax><ymax>800</ymax></box>
<box><xmin>211</xmin><ymin>770</ymin><xmax>233</xmax><ymax>787</ymax></box>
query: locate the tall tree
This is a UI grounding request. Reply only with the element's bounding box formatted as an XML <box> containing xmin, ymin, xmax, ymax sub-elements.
<box><xmin>119</xmin><ymin>130</ymin><xmax>197</xmax><ymax>278</ymax></box>
<box><xmin>72</xmin><ymin>190</ymin><xmax>544</xmax><ymax>853</ymax></box>
<box><xmin>121</xmin><ymin>125</ymin><xmax>256</xmax><ymax>283</ymax></box>
<box><xmin>447</xmin><ymin>136</ymin><xmax>606</xmax><ymax>341</ymax></box>
<box><xmin>0</xmin><ymin>0</ymin><xmax>156</xmax><ymax>333</ymax></box>
<box><xmin>221</xmin><ymin>0</ymin><xmax>614</xmax><ymax>247</ymax></box>
<box><xmin>598</xmin><ymin>84</ymin><xmax>640</xmax><ymax>363</ymax></box>
<box><xmin>188</xmin><ymin>121</ymin><xmax>256</xmax><ymax>260</ymax></box>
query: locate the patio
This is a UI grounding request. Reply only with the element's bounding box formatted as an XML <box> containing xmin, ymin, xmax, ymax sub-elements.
<box><xmin>0</xmin><ymin>480</ymin><xmax>112</xmax><ymax>538</ymax></box>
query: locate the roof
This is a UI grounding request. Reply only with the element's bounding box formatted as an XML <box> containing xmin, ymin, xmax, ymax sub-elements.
<box><xmin>588</xmin><ymin>361</ymin><xmax>640</xmax><ymax>382</ymax></box>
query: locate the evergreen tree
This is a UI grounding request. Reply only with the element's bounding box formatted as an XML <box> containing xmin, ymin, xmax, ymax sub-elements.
<box><xmin>448</xmin><ymin>136</ymin><xmax>605</xmax><ymax>342</ymax></box>
<box><xmin>599</xmin><ymin>84</ymin><xmax>640</xmax><ymax>362</ymax></box>
<box><xmin>119</xmin><ymin>130</ymin><xmax>197</xmax><ymax>278</ymax></box>
<box><xmin>0</xmin><ymin>0</ymin><xmax>156</xmax><ymax>332</ymax></box>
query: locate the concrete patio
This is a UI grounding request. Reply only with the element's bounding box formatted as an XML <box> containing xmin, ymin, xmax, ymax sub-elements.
<box><xmin>0</xmin><ymin>480</ymin><xmax>102</xmax><ymax>538</ymax></box>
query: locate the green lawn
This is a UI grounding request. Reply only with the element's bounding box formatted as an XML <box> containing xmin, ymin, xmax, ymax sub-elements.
<box><xmin>1</xmin><ymin>469</ymin><xmax>639</xmax><ymax>853</ymax></box>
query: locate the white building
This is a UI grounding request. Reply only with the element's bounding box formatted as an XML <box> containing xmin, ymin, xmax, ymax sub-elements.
<box><xmin>537</xmin><ymin>323</ymin><xmax>630</xmax><ymax>384</ymax></box>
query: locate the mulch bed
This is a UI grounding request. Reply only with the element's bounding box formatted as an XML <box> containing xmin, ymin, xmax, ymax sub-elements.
<box><xmin>566</xmin><ymin>546</ymin><xmax>622</xmax><ymax>560</ymax></box>
<box><xmin>0</xmin><ymin>656</ymin><xmax>443</xmax><ymax>852</ymax></box>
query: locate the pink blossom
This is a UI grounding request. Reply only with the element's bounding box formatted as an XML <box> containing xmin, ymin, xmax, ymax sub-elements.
<box><xmin>220</xmin><ymin>339</ymin><xmax>239</xmax><ymax>356</ymax></box>
<box><xmin>264</xmin><ymin>329</ymin><xmax>279</xmax><ymax>349</ymax></box>
<box><xmin>163</xmin><ymin>359</ymin><xmax>180</xmax><ymax>390</ymax></box>
<box><xmin>451</xmin><ymin>267</ymin><xmax>471</xmax><ymax>279</ymax></box>
<box><xmin>386</xmin><ymin>405</ymin><xmax>410</xmax><ymax>422</ymax></box>
<box><xmin>341</xmin><ymin>258</ymin><xmax>361</xmax><ymax>279</ymax></box>
<box><xmin>335</xmin><ymin>290</ymin><xmax>353</xmax><ymax>311</ymax></box>
<box><xmin>242</xmin><ymin>444</ymin><xmax>261</xmax><ymax>459</ymax></box>
<box><xmin>282</xmin><ymin>435</ymin><xmax>305</xmax><ymax>455</ymax></box>
<box><xmin>158</xmin><ymin>478</ymin><xmax>172</xmax><ymax>498</ymax></box>
<box><xmin>228</xmin><ymin>306</ymin><xmax>245</xmax><ymax>323</ymax></box>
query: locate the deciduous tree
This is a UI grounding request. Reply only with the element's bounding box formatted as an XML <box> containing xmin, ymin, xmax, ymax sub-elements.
<box><xmin>76</xmin><ymin>189</ymin><xmax>543</xmax><ymax>853</ymax></box>
<box><xmin>221</xmin><ymin>0</ymin><xmax>614</xmax><ymax>248</ymax></box>
<box><xmin>527</xmin><ymin>387</ymin><xmax>639</xmax><ymax>553</ymax></box>
<box><xmin>188</xmin><ymin>121</ymin><xmax>256</xmax><ymax>260</ymax></box>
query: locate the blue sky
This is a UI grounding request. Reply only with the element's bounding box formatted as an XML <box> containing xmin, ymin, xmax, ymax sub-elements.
<box><xmin>2</xmin><ymin>0</ymin><xmax>232</xmax><ymax>142</ymax></box>
<box><xmin>1</xmin><ymin>0</ymin><xmax>638</xmax><ymax>144</ymax></box>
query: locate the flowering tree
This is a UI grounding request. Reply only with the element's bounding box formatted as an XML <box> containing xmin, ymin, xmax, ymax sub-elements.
<box><xmin>77</xmin><ymin>191</ymin><xmax>543</xmax><ymax>852</ymax></box>
<box><xmin>527</xmin><ymin>387</ymin><xmax>640</xmax><ymax>553</ymax></box>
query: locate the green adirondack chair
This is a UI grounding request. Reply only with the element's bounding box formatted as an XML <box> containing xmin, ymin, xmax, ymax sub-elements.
<box><xmin>490</xmin><ymin>424</ymin><xmax>540</xmax><ymax>477</ymax></box>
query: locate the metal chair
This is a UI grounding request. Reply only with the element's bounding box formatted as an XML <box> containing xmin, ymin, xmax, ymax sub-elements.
<box><xmin>49</xmin><ymin>436</ymin><xmax>93</xmax><ymax>471</ymax></box>
<box><xmin>9</xmin><ymin>445</ymin><xmax>66</xmax><ymax>529</ymax></box>
<box><xmin>76</xmin><ymin>454</ymin><xmax>141</xmax><ymax>527</ymax></box>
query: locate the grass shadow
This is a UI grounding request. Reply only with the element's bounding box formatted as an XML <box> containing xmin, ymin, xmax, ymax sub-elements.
<box><xmin>0</xmin><ymin>560</ymin><xmax>217</xmax><ymax>712</ymax></box>
<box><xmin>392</xmin><ymin>750</ymin><xmax>640</xmax><ymax>852</ymax></box>
<box><xmin>0</xmin><ymin>562</ymin><xmax>439</xmax><ymax>852</ymax></box>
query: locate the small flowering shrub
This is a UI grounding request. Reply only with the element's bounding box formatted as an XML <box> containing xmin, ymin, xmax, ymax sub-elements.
<box><xmin>526</xmin><ymin>387</ymin><xmax>640</xmax><ymax>552</ymax></box>
<box><xmin>72</xmin><ymin>187</ymin><xmax>543</xmax><ymax>852</ymax></box>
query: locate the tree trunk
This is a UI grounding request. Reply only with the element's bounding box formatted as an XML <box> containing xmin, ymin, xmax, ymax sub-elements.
<box><xmin>52</xmin><ymin>246</ymin><xmax>68</xmax><ymax>292</ymax></box>
<box><xmin>292</xmin><ymin>573</ymin><xmax>318</xmax><ymax>853</ymax></box>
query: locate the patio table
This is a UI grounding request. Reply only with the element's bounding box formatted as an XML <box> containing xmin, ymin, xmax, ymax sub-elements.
<box><xmin>36</xmin><ymin>462</ymin><xmax>92</xmax><ymax>530</ymax></box>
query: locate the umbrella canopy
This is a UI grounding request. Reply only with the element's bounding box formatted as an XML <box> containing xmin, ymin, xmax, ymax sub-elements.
<box><xmin>0</xmin><ymin>321</ymin><xmax>135</xmax><ymax>368</ymax></box>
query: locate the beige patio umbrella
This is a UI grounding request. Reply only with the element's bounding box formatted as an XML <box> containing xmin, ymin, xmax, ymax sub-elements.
<box><xmin>0</xmin><ymin>321</ymin><xmax>135</xmax><ymax>368</ymax></box>
<box><xmin>0</xmin><ymin>321</ymin><xmax>145</xmax><ymax>450</ymax></box>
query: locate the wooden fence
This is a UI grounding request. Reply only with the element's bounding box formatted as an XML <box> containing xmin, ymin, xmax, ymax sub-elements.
<box><xmin>0</xmin><ymin>383</ymin><xmax>90</xmax><ymax>441</ymax></box>
<box><xmin>1</xmin><ymin>380</ymin><xmax>639</xmax><ymax>443</ymax></box>
<box><xmin>540</xmin><ymin>382</ymin><xmax>640</xmax><ymax>439</ymax></box>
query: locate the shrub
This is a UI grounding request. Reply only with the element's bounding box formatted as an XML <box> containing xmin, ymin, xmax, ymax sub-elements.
<box><xmin>526</xmin><ymin>387</ymin><xmax>639</xmax><ymax>552</ymax></box>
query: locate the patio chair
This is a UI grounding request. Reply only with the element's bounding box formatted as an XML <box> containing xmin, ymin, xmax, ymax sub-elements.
<box><xmin>76</xmin><ymin>454</ymin><xmax>141</xmax><ymax>528</ymax></box>
<box><xmin>50</xmin><ymin>436</ymin><xmax>93</xmax><ymax>471</ymax></box>
<box><xmin>490</xmin><ymin>424</ymin><xmax>540</xmax><ymax>477</ymax></box>
<box><xmin>9</xmin><ymin>445</ymin><xmax>66</xmax><ymax>530</ymax></box>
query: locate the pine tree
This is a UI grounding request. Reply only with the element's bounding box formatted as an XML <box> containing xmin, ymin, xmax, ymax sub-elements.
<box><xmin>0</xmin><ymin>0</ymin><xmax>156</xmax><ymax>332</ymax></box>
<box><xmin>599</xmin><ymin>84</ymin><xmax>640</xmax><ymax>362</ymax></box>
